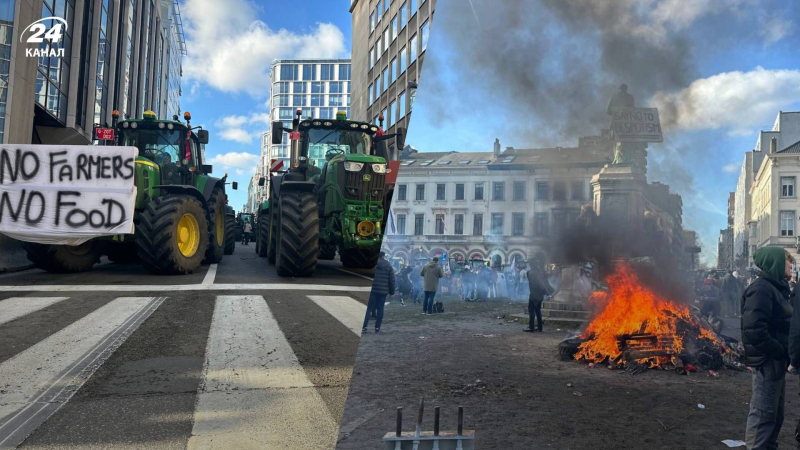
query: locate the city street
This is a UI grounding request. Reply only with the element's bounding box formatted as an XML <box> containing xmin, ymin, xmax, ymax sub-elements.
<box><xmin>0</xmin><ymin>243</ymin><xmax>372</xmax><ymax>449</ymax></box>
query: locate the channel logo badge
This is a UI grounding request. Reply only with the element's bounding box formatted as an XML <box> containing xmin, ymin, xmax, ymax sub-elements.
<box><xmin>20</xmin><ymin>17</ymin><xmax>68</xmax><ymax>58</ymax></box>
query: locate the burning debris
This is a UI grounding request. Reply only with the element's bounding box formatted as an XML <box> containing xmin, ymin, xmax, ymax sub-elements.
<box><xmin>560</xmin><ymin>264</ymin><xmax>743</xmax><ymax>373</ymax></box>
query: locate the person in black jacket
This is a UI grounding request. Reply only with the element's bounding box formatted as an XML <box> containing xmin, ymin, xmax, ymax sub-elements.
<box><xmin>742</xmin><ymin>246</ymin><xmax>794</xmax><ymax>449</ymax></box>
<box><xmin>524</xmin><ymin>258</ymin><xmax>554</xmax><ymax>333</ymax></box>
<box><xmin>362</xmin><ymin>251</ymin><xmax>395</xmax><ymax>334</ymax></box>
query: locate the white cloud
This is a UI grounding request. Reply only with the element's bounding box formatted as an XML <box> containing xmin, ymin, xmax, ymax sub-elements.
<box><xmin>182</xmin><ymin>0</ymin><xmax>347</xmax><ymax>96</ymax></box>
<box><xmin>759</xmin><ymin>15</ymin><xmax>793</xmax><ymax>45</ymax></box>
<box><xmin>215</xmin><ymin>115</ymin><xmax>252</xmax><ymax>143</ymax></box>
<box><xmin>651</xmin><ymin>67</ymin><xmax>800</xmax><ymax>134</ymax></box>
<box><xmin>208</xmin><ymin>152</ymin><xmax>260</xmax><ymax>175</ymax></box>
<box><xmin>248</xmin><ymin>113</ymin><xmax>272</xmax><ymax>126</ymax></box>
<box><xmin>722</xmin><ymin>163</ymin><xmax>740</xmax><ymax>173</ymax></box>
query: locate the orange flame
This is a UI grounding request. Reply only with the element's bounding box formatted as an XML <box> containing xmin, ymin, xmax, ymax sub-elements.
<box><xmin>576</xmin><ymin>264</ymin><xmax>696</xmax><ymax>365</ymax></box>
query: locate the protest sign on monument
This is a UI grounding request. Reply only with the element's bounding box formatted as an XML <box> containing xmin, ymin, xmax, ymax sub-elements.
<box><xmin>0</xmin><ymin>145</ymin><xmax>138</xmax><ymax>245</ymax></box>
<box><xmin>610</xmin><ymin>107</ymin><xmax>663</xmax><ymax>143</ymax></box>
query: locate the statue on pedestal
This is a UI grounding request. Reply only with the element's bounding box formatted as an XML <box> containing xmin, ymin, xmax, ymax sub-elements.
<box><xmin>607</xmin><ymin>84</ymin><xmax>648</xmax><ymax>173</ymax></box>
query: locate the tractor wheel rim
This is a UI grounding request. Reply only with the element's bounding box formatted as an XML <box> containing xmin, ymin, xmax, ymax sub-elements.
<box><xmin>215</xmin><ymin>209</ymin><xmax>224</xmax><ymax>246</ymax></box>
<box><xmin>177</xmin><ymin>213</ymin><xmax>200</xmax><ymax>257</ymax></box>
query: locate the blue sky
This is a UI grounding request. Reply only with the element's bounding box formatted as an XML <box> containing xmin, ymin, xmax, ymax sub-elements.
<box><xmin>178</xmin><ymin>0</ymin><xmax>353</xmax><ymax>211</ymax></box>
<box><xmin>407</xmin><ymin>0</ymin><xmax>800</xmax><ymax>265</ymax></box>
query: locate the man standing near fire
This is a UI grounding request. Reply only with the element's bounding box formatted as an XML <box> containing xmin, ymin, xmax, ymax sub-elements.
<box><xmin>742</xmin><ymin>247</ymin><xmax>794</xmax><ymax>449</ymax></box>
<box><xmin>524</xmin><ymin>257</ymin><xmax>553</xmax><ymax>333</ymax></box>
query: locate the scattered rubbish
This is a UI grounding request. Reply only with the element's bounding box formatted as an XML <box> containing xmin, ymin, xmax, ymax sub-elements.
<box><xmin>511</xmin><ymin>347</ymin><xmax>518</xmax><ymax>351</ymax></box>
<box><xmin>496</xmin><ymin>315</ymin><xmax>506</xmax><ymax>319</ymax></box>
<box><xmin>573</xmin><ymin>391</ymin><xmax>583</xmax><ymax>397</ymax></box>
<box><xmin>697</xmin><ymin>404</ymin><xmax>705</xmax><ymax>409</ymax></box>
<box><xmin>588</xmin><ymin>363</ymin><xmax>595</xmax><ymax>368</ymax></box>
<box><xmin>721</xmin><ymin>440</ymin><xmax>746</xmax><ymax>448</ymax></box>
<box><xmin>418</xmin><ymin>336</ymin><xmax>428</xmax><ymax>340</ymax></box>
<box><xmin>708</xmin><ymin>370</ymin><xmax>719</xmax><ymax>377</ymax></box>
<box><xmin>566</xmin><ymin>383</ymin><xmax>573</xmax><ymax>388</ymax></box>
<box><xmin>685</xmin><ymin>364</ymin><xmax>698</xmax><ymax>373</ymax></box>
<box><xmin>473</xmin><ymin>334</ymin><xmax>497</xmax><ymax>338</ymax></box>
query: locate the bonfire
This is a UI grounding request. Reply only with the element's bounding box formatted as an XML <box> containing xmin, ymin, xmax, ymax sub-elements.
<box><xmin>565</xmin><ymin>264</ymin><xmax>743</xmax><ymax>373</ymax></box>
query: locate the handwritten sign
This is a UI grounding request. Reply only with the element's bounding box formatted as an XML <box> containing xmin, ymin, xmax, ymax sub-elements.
<box><xmin>0</xmin><ymin>145</ymin><xmax>138</xmax><ymax>245</ymax></box>
<box><xmin>610</xmin><ymin>107</ymin><xmax>663</xmax><ymax>143</ymax></box>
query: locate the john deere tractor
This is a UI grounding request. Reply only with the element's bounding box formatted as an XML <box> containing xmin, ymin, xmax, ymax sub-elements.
<box><xmin>23</xmin><ymin>110</ymin><xmax>237</xmax><ymax>275</ymax></box>
<box><xmin>255</xmin><ymin>109</ymin><xmax>404</xmax><ymax>277</ymax></box>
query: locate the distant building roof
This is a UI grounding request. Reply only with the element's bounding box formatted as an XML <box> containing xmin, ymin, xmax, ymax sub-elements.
<box><xmin>777</xmin><ymin>139</ymin><xmax>800</xmax><ymax>154</ymax></box>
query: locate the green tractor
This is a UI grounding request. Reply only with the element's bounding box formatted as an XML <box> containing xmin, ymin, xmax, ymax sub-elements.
<box><xmin>224</xmin><ymin>206</ymin><xmax>236</xmax><ymax>255</ymax></box>
<box><xmin>255</xmin><ymin>109</ymin><xmax>404</xmax><ymax>276</ymax></box>
<box><xmin>234</xmin><ymin>212</ymin><xmax>255</xmax><ymax>243</ymax></box>
<box><xmin>23</xmin><ymin>110</ymin><xmax>237</xmax><ymax>275</ymax></box>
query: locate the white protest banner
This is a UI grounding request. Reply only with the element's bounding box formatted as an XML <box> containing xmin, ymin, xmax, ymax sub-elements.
<box><xmin>610</xmin><ymin>107</ymin><xmax>663</xmax><ymax>143</ymax></box>
<box><xmin>0</xmin><ymin>145</ymin><xmax>138</xmax><ymax>245</ymax></box>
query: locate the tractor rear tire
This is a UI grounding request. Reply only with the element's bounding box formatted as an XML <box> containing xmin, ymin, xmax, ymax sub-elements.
<box><xmin>319</xmin><ymin>244</ymin><xmax>336</xmax><ymax>260</ymax></box>
<box><xmin>267</xmin><ymin>207</ymin><xmax>277</xmax><ymax>264</ymax></box>
<box><xmin>106</xmin><ymin>242</ymin><xmax>140</xmax><ymax>263</ymax></box>
<box><xmin>224</xmin><ymin>214</ymin><xmax>236</xmax><ymax>255</ymax></box>
<box><xmin>257</xmin><ymin>212</ymin><xmax>269</xmax><ymax>257</ymax></box>
<box><xmin>23</xmin><ymin>241</ymin><xmax>102</xmax><ymax>273</ymax></box>
<box><xmin>205</xmin><ymin>188</ymin><xmax>226</xmax><ymax>263</ymax></box>
<box><xmin>137</xmin><ymin>194</ymin><xmax>209</xmax><ymax>275</ymax></box>
<box><xmin>275</xmin><ymin>191</ymin><xmax>319</xmax><ymax>277</ymax></box>
<box><xmin>339</xmin><ymin>248</ymin><xmax>380</xmax><ymax>269</ymax></box>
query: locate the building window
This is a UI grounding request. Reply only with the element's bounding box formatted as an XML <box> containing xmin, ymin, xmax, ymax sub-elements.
<box><xmin>370</xmin><ymin>11</ymin><xmax>376</xmax><ymax>32</ymax></box>
<box><xmin>390</xmin><ymin>58</ymin><xmax>397</xmax><ymax>84</ymax></box>
<box><xmin>400</xmin><ymin>46</ymin><xmax>407</xmax><ymax>73</ymax></box>
<box><xmin>475</xmin><ymin>183</ymin><xmax>484</xmax><ymax>200</ymax></box>
<box><xmin>368</xmin><ymin>84</ymin><xmax>374</xmax><ymax>104</ymax></box>
<box><xmin>391</xmin><ymin>16</ymin><xmax>398</xmax><ymax>41</ymax></box>
<box><xmin>513</xmin><ymin>181</ymin><xmax>526</xmax><ymax>201</ymax></box>
<box><xmin>369</xmin><ymin>46</ymin><xmax>375</xmax><ymax>68</ymax></box>
<box><xmin>534</xmin><ymin>213</ymin><xmax>549</xmax><ymax>236</ymax></box>
<box><xmin>410</xmin><ymin>34</ymin><xmax>418</xmax><ymax>63</ymax></box>
<box><xmin>376</xmin><ymin>0</ymin><xmax>382</xmax><ymax>21</ymax></box>
<box><xmin>292</xmin><ymin>95</ymin><xmax>306</xmax><ymax>106</ymax></box>
<box><xmin>382</xmin><ymin>67</ymin><xmax>389</xmax><ymax>92</ymax></box>
<box><xmin>421</xmin><ymin>20</ymin><xmax>430</xmax><ymax>52</ymax></box>
<box><xmin>781</xmin><ymin>211</ymin><xmax>795</xmax><ymax>236</ymax></box>
<box><xmin>293</xmin><ymin>82</ymin><xmax>307</xmax><ymax>93</ymax></box>
<box><xmin>536</xmin><ymin>181</ymin><xmax>548</xmax><ymax>200</ymax></box>
<box><xmin>491</xmin><ymin>213</ymin><xmax>504</xmax><ymax>235</ymax></box>
<box><xmin>302</xmin><ymin>64</ymin><xmax>316</xmax><ymax>81</ymax></box>
<box><xmin>280</xmin><ymin>64</ymin><xmax>298</xmax><ymax>81</ymax></box>
<box><xmin>311</xmin><ymin>94</ymin><xmax>324</xmax><ymax>106</ymax></box>
<box><xmin>398</xmin><ymin>184</ymin><xmax>407</xmax><ymax>200</ymax></box>
<box><xmin>455</xmin><ymin>183</ymin><xmax>465</xmax><ymax>200</ymax></box>
<box><xmin>321</xmin><ymin>64</ymin><xmax>334</xmax><ymax>80</ymax></box>
<box><xmin>414</xmin><ymin>214</ymin><xmax>424</xmax><ymax>235</ymax></box>
<box><xmin>398</xmin><ymin>91</ymin><xmax>407</xmax><ymax>118</ymax></box>
<box><xmin>273</xmin><ymin>94</ymin><xmax>289</xmax><ymax>107</ymax></box>
<box><xmin>311</xmin><ymin>82</ymin><xmax>325</xmax><ymax>93</ymax></box>
<box><xmin>553</xmin><ymin>181</ymin><xmax>567</xmax><ymax>201</ymax></box>
<box><xmin>399</xmin><ymin>2</ymin><xmax>406</xmax><ymax>28</ymax></box>
<box><xmin>329</xmin><ymin>95</ymin><xmax>343</xmax><ymax>107</ymax></box>
<box><xmin>330</xmin><ymin>82</ymin><xmax>344</xmax><ymax>94</ymax></box>
<box><xmin>383</xmin><ymin>28</ymin><xmax>389</xmax><ymax>54</ymax></box>
<box><xmin>455</xmin><ymin>214</ymin><xmax>464</xmax><ymax>235</ymax></box>
<box><xmin>572</xmin><ymin>181</ymin><xmax>585</xmax><ymax>201</ymax></box>
<box><xmin>552</xmin><ymin>210</ymin><xmax>567</xmax><ymax>234</ymax></box>
<box><xmin>375</xmin><ymin>75</ymin><xmax>381</xmax><ymax>101</ymax></box>
<box><xmin>410</xmin><ymin>0</ymin><xmax>417</xmax><ymax>15</ymax></box>
<box><xmin>473</xmin><ymin>214</ymin><xmax>483</xmax><ymax>235</ymax></box>
<box><xmin>493</xmin><ymin>182</ymin><xmax>505</xmax><ymax>201</ymax></box>
<box><xmin>416</xmin><ymin>183</ymin><xmax>425</xmax><ymax>200</ymax></box>
<box><xmin>339</xmin><ymin>64</ymin><xmax>351</xmax><ymax>80</ymax></box>
<box><xmin>782</xmin><ymin>177</ymin><xmax>796</xmax><ymax>197</ymax></box>
<box><xmin>397</xmin><ymin>213</ymin><xmax>406</xmax><ymax>235</ymax></box>
<box><xmin>381</xmin><ymin>107</ymin><xmax>388</xmax><ymax>125</ymax></box>
<box><xmin>389</xmin><ymin>100</ymin><xmax>396</xmax><ymax>126</ymax></box>
<box><xmin>512</xmin><ymin>213</ymin><xmax>524</xmax><ymax>236</ymax></box>
<box><xmin>435</xmin><ymin>214</ymin><xmax>445</xmax><ymax>235</ymax></box>
<box><xmin>434</xmin><ymin>183</ymin><xmax>446</xmax><ymax>200</ymax></box>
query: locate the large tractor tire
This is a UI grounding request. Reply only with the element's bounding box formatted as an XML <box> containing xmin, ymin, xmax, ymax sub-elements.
<box><xmin>319</xmin><ymin>244</ymin><xmax>336</xmax><ymax>260</ymax></box>
<box><xmin>257</xmin><ymin>211</ymin><xmax>269</xmax><ymax>257</ymax></box>
<box><xmin>23</xmin><ymin>241</ymin><xmax>103</xmax><ymax>273</ymax></box>
<box><xmin>205</xmin><ymin>188</ymin><xmax>225</xmax><ymax>263</ymax></box>
<box><xmin>275</xmin><ymin>191</ymin><xmax>319</xmax><ymax>277</ymax></box>
<box><xmin>266</xmin><ymin>207</ymin><xmax>277</xmax><ymax>264</ymax></box>
<box><xmin>105</xmin><ymin>241</ymin><xmax>140</xmax><ymax>263</ymax></box>
<box><xmin>224</xmin><ymin>213</ymin><xmax>236</xmax><ymax>255</ymax></box>
<box><xmin>340</xmin><ymin>248</ymin><xmax>380</xmax><ymax>269</ymax></box>
<box><xmin>137</xmin><ymin>194</ymin><xmax>209</xmax><ymax>275</ymax></box>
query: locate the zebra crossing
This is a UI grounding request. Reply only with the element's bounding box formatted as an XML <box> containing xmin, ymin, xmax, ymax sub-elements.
<box><xmin>0</xmin><ymin>292</ymin><xmax>366</xmax><ymax>449</ymax></box>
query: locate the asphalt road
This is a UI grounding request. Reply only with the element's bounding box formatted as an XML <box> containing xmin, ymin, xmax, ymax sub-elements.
<box><xmin>0</xmin><ymin>242</ymin><xmax>373</xmax><ymax>449</ymax></box>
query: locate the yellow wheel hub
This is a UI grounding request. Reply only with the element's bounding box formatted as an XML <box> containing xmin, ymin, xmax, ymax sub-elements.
<box><xmin>177</xmin><ymin>213</ymin><xmax>200</xmax><ymax>257</ymax></box>
<box><xmin>215</xmin><ymin>208</ymin><xmax>224</xmax><ymax>246</ymax></box>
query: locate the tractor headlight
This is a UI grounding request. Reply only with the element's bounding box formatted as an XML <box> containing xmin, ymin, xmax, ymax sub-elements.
<box><xmin>158</xmin><ymin>122</ymin><xmax>165</xmax><ymax>129</ymax></box>
<box><xmin>371</xmin><ymin>163</ymin><xmax>387</xmax><ymax>173</ymax></box>
<box><xmin>122</xmin><ymin>122</ymin><xmax>129</xmax><ymax>128</ymax></box>
<box><xmin>345</xmin><ymin>162</ymin><xmax>364</xmax><ymax>172</ymax></box>
<box><xmin>131</xmin><ymin>122</ymin><xmax>138</xmax><ymax>129</ymax></box>
<box><xmin>167</xmin><ymin>123</ymin><xmax>174</xmax><ymax>130</ymax></box>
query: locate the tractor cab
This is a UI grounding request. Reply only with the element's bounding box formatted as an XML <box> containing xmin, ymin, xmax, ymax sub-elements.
<box><xmin>116</xmin><ymin>110</ymin><xmax>211</xmax><ymax>186</ymax></box>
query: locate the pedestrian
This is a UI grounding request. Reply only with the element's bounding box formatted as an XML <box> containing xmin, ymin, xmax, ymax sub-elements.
<box><xmin>698</xmin><ymin>278</ymin><xmax>722</xmax><ymax>320</ymax></box>
<box><xmin>461</xmin><ymin>267</ymin><xmax>473</xmax><ymax>301</ymax></box>
<box><xmin>420</xmin><ymin>257</ymin><xmax>444</xmax><ymax>315</ymax></box>
<box><xmin>524</xmin><ymin>258</ymin><xmax>553</xmax><ymax>333</ymax></box>
<box><xmin>722</xmin><ymin>270</ymin><xmax>741</xmax><ymax>317</ymax></box>
<box><xmin>363</xmin><ymin>251</ymin><xmax>395</xmax><ymax>334</ymax></box>
<box><xmin>242</xmin><ymin>220</ymin><xmax>252</xmax><ymax>245</ymax></box>
<box><xmin>742</xmin><ymin>247</ymin><xmax>794</xmax><ymax>449</ymax></box>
